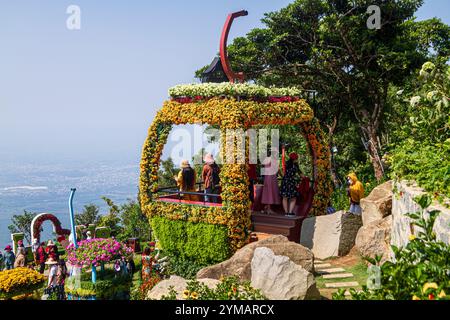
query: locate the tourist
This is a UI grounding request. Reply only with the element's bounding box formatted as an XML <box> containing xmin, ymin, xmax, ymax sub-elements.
<box><xmin>86</xmin><ymin>231</ymin><xmax>93</xmax><ymax>240</ymax></box>
<box><xmin>346</xmin><ymin>172</ymin><xmax>365</xmax><ymax>215</ymax></box>
<box><xmin>141</xmin><ymin>247</ymin><xmax>153</xmax><ymax>283</ymax></box>
<box><xmin>261</xmin><ymin>147</ymin><xmax>281</xmax><ymax>214</ymax></box>
<box><xmin>202</xmin><ymin>153</ymin><xmax>220</xmax><ymax>203</ymax></box>
<box><xmin>56</xmin><ymin>259</ymin><xmax>68</xmax><ymax>300</ymax></box>
<box><xmin>175</xmin><ymin>160</ymin><xmax>197</xmax><ymax>201</ymax></box>
<box><xmin>3</xmin><ymin>245</ymin><xmax>15</xmax><ymax>270</ymax></box>
<box><xmin>14</xmin><ymin>240</ymin><xmax>27</xmax><ymax>268</ymax></box>
<box><xmin>280</xmin><ymin>152</ymin><xmax>301</xmax><ymax>216</ymax></box>
<box><xmin>36</xmin><ymin>242</ymin><xmax>47</xmax><ymax>274</ymax></box>
<box><xmin>248</xmin><ymin>163</ymin><xmax>257</xmax><ymax>202</ymax></box>
<box><xmin>31</xmin><ymin>238</ymin><xmax>39</xmax><ymax>262</ymax></box>
<box><xmin>46</xmin><ymin>240</ymin><xmax>59</xmax><ymax>261</ymax></box>
<box><xmin>46</xmin><ymin>257</ymin><xmax>58</xmax><ymax>288</ymax></box>
<box><xmin>127</xmin><ymin>255</ymin><xmax>136</xmax><ymax>274</ymax></box>
<box><xmin>0</xmin><ymin>250</ymin><xmax>4</xmax><ymax>271</ymax></box>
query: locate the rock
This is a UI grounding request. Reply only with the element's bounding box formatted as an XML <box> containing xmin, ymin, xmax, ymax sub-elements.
<box><xmin>300</xmin><ymin>211</ymin><xmax>362</xmax><ymax>260</ymax></box>
<box><xmin>250</xmin><ymin>247</ymin><xmax>320</xmax><ymax>300</ymax></box>
<box><xmin>147</xmin><ymin>275</ymin><xmax>219</xmax><ymax>300</ymax></box>
<box><xmin>355</xmin><ymin>216</ymin><xmax>392</xmax><ymax>263</ymax></box>
<box><xmin>392</xmin><ymin>181</ymin><xmax>450</xmax><ymax>248</ymax></box>
<box><xmin>196</xmin><ymin>235</ymin><xmax>314</xmax><ymax>281</ymax></box>
<box><xmin>361</xmin><ymin>181</ymin><xmax>393</xmax><ymax>226</ymax></box>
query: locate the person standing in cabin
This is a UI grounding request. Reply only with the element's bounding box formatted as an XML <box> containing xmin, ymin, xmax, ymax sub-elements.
<box><xmin>175</xmin><ymin>160</ymin><xmax>197</xmax><ymax>201</ymax></box>
<box><xmin>202</xmin><ymin>154</ymin><xmax>220</xmax><ymax>203</ymax></box>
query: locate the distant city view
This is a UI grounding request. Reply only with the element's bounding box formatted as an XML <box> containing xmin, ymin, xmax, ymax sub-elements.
<box><xmin>0</xmin><ymin>160</ymin><xmax>139</xmax><ymax>248</ymax></box>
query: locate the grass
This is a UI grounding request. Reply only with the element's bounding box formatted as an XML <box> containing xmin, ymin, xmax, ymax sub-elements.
<box><xmin>315</xmin><ymin>258</ymin><xmax>369</xmax><ymax>290</ymax></box>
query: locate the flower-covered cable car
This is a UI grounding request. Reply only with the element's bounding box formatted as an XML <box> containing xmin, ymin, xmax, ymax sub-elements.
<box><xmin>139</xmin><ymin>84</ymin><xmax>333</xmax><ymax>260</ymax></box>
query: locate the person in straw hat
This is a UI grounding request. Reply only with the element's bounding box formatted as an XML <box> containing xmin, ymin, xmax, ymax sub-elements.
<box><xmin>45</xmin><ymin>256</ymin><xmax>59</xmax><ymax>287</ymax></box>
<box><xmin>174</xmin><ymin>160</ymin><xmax>197</xmax><ymax>201</ymax></box>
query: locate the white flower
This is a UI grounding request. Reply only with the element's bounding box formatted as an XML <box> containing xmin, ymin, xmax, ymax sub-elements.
<box><xmin>410</xmin><ymin>96</ymin><xmax>421</xmax><ymax>107</ymax></box>
<box><xmin>426</xmin><ymin>91</ymin><xmax>439</xmax><ymax>102</ymax></box>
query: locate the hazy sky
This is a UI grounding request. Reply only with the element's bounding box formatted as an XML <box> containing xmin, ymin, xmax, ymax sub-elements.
<box><xmin>1</xmin><ymin>0</ymin><xmax>449</xmax><ymax>165</ymax></box>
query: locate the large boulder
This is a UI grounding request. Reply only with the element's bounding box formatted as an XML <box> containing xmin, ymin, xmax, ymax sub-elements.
<box><xmin>147</xmin><ymin>276</ymin><xmax>220</xmax><ymax>300</ymax></box>
<box><xmin>361</xmin><ymin>181</ymin><xmax>393</xmax><ymax>226</ymax></box>
<box><xmin>196</xmin><ymin>235</ymin><xmax>314</xmax><ymax>281</ymax></box>
<box><xmin>355</xmin><ymin>216</ymin><xmax>392</xmax><ymax>263</ymax></box>
<box><xmin>250</xmin><ymin>247</ymin><xmax>320</xmax><ymax>300</ymax></box>
<box><xmin>300</xmin><ymin>211</ymin><xmax>362</xmax><ymax>260</ymax></box>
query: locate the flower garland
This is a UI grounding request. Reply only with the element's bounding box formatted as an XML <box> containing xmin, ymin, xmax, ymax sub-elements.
<box><xmin>169</xmin><ymin>83</ymin><xmax>303</xmax><ymax>100</ymax></box>
<box><xmin>0</xmin><ymin>268</ymin><xmax>45</xmax><ymax>299</ymax></box>
<box><xmin>66</xmin><ymin>238</ymin><xmax>133</xmax><ymax>267</ymax></box>
<box><xmin>140</xmin><ymin>96</ymin><xmax>332</xmax><ymax>253</ymax></box>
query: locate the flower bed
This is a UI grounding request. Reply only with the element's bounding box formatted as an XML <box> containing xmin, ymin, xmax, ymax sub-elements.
<box><xmin>0</xmin><ymin>268</ymin><xmax>45</xmax><ymax>300</ymax></box>
<box><xmin>66</xmin><ymin>238</ymin><xmax>133</xmax><ymax>267</ymax></box>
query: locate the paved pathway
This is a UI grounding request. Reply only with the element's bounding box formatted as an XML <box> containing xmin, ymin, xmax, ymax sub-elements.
<box><xmin>314</xmin><ymin>259</ymin><xmax>363</xmax><ymax>299</ymax></box>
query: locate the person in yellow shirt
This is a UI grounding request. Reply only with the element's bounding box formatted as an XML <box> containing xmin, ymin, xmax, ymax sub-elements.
<box><xmin>174</xmin><ymin>160</ymin><xmax>197</xmax><ymax>201</ymax></box>
<box><xmin>346</xmin><ymin>172</ymin><xmax>365</xmax><ymax>215</ymax></box>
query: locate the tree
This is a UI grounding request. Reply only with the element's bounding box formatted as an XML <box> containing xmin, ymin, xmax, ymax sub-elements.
<box><xmin>199</xmin><ymin>0</ymin><xmax>450</xmax><ymax>181</ymax></box>
<box><xmin>118</xmin><ymin>200</ymin><xmax>151</xmax><ymax>241</ymax></box>
<box><xmin>98</xmin><ymin>197</ymin><xmax>122</xmax><ymax>237</ymax></box>
<box><xmin>158</xmin><ymin>157</ymin><xmax>178</xmax><ymax>188</ymax></box>
<box><xmin>74</xmin><ymin>204</ymin><xmax>101</xmax><ymax>226</ymax></box>
<box><xmin>8</xmin><ymin>210</ymin><xmax>38</xmax><ymax>245</ymax></box>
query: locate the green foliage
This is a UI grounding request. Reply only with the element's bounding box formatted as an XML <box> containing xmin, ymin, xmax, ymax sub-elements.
<box><xmin>75</xmin><ymin>204</ymin><xmax>101</xmax><ymax>226</ymax></box>
<box><xmin>98</xmin><ymin>197</ymin><xmax>123</xmax><ymax>237</ymax></box>
<box><xmin>388</xmin><ymin>63</ymin><xmax>450</xmax><ymax>198</ymax></box>
<box><xmin>150</xmin><ymin>216</ymin><xmax>230</xmax><ymax>265</ymax></box>
<box><xmin>8</xmin><ymin>210</ymin><xmax>38</xmax><ymax>244</ymax></box>
<box><xmin>160</xmin><ymin>276</ymin><xmax>266</xmax><ymax>300</ymax></box>
<box><xmin>167</xmin><ymin>255</ymin><xmax>209</xmax><ymax>280</ymax></box>
<box><xmin>158</xmin><ymin>157</ymin><xmax>179</xmax><ymax>188</ymax></box>
<box><xmin>117</xmin><ymin>200</ymin><xmax>151</xmax><ymax>242</ymax></box>
<box><xmin>333</xmin><ymin>195</ymin><xmax>450</xmax><ymax>300</ymax></box>
<box><xmin>66</xmin><ymin>269</ymin><xmax>133</xmax><ymax>300</ymax></box>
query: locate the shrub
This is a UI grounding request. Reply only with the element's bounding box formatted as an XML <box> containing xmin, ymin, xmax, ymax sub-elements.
<box><xmin>333</xmin><ymin>194</ymin><xmax>450</xmax><ymax>300</ymax></box>
<box><xmin>150</xmin><ymin>216</ymin><xmax>230</xmax><ymax>265</ymax></box>
<box><xmin>161</xmin><ymin>276</ymin><xmax>266</xmax><ymax>300</ymax></box>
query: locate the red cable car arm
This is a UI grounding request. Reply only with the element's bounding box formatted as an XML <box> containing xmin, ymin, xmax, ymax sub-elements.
<box><xmin>220</xmin><ymin>10</ymin><xmax>248</xmax><ymax>83</ymax></box>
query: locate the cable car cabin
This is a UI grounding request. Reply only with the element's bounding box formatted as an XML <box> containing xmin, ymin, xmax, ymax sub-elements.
<box><xmin>139</xmin><ymin>83</ymin><xmax>333</xmax><ymax>260</ymax></box>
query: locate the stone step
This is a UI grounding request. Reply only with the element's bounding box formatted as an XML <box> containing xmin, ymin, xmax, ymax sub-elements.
<box><xmin>316</xmin><ymin>268</ymin><xmax>346</xmax><ymax>275</ymax></box>
<box><xmin>314</xmin><ymin>263</ymin><xmax>332</xmax><ymax>268</ymax></box>
<box><xmin>325</xmin><ymin>282</ymin><xmax>359</xmax><ymax>289</ymax></box>
<box><xmin>322</xmin><ymin>273</ymin><xmax>354</xmax><ymax>280</ymax></box>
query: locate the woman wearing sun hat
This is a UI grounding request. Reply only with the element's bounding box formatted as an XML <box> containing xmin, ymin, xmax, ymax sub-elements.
<box><xmin>14</xmin><ymin>241</ymin><xmax>27</xmax><ymax>268</ymax></box>
<box><xmin>261</xmin><ymin>147</ymin><xmax>281</xmax><ymax>214</ymax></box>
<box><xmin>280</xmin><ymin>152</ymin><xmax>302</xmax><ymax>216</ymax></box>
<box><xmin>45</xmin><ymin>257</ymin><xmax>59</xmax><ymax>287</ymax></box>
<box><xmin>202</xmin><ymin>153</ymin><xmax>220</xmax><ymax>203</ymax></box>
<box><xmin>3</xmin><ymin>245</ymin><xmax>15</xmax><ymax>270</ymax></box>
<box><xmin>175</xmin><ymin>160</ymin><xmax>197</xmax><ymax>201</ymax></box>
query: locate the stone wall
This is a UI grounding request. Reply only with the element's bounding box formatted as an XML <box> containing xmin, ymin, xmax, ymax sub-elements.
<box><xmin>392</xmin><ymin>181</ymin><xmax>450</xmax><ymax>248</ymax></box>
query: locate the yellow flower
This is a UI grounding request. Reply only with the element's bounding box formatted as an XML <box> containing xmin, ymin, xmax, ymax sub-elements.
<box><xmin>438</xmin><ymin>290</ymin><xmax>446</xmax><ymax>298</ymax></box>
<box><xmin>412</xmin><ymin>295</ymin><xmax>421</xmax><ymax>300</ymax></box>
<box><xmin>190</xmin><ymin>292</ymin><xmax>199</xmax><ymax>300</ymax></box>
<box><xmin>409</xmin><ymin>234</ymin><xmax>416</xmax><ymax>241</ymax></box>
<box><xmin>182</xmin><ymin>290</ymin><xmax>190</xmax><ymax>299</ymax></box>
<box><xmin>422</xmin><ymin>283</ymin><xmax>438</xmax><ymax>293</ymax></box>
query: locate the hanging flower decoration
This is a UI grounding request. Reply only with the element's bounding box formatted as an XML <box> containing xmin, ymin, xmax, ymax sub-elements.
<box><xmin>66</xmin><ymin>238</ymin><xmax>133</xmax><ymax>267</ymax></box>
<box><xmin>140</xmin><ymin>83</ymin><xmax>332</xmax><ymax>253</ymax></box>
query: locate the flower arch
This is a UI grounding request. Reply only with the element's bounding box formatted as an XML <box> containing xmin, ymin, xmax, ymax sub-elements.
<box><xmin>30</xmin><ymin>213</ymin><xmax>71</xmax><ymax>244</ymax></box>
<box><xmin>140</xmin><ymin>84</ymin><xmax>333</xmax><ymax>252</ymax></box>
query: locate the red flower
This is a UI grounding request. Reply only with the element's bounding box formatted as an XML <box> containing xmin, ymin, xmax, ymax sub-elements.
<box><xmin>428</xmin><ymin>294</ymin><xmax>435</xmax><ymax>300</ymax></box>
